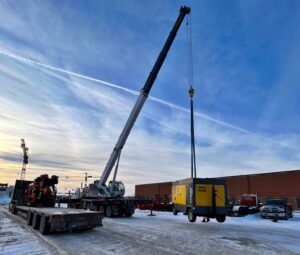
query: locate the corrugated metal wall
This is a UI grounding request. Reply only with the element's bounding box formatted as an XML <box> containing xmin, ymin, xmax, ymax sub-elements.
<box><xmin>222</xmin><ymin>170</ymin><xmax>300</xmax><ymax>209</ymax></box>
<box><xmin>135</xmin><ymin>182</ymin><xmax>172</xmax><ymax>204</ymax></box>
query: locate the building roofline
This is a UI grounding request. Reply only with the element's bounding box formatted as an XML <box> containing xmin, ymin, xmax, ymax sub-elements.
<box><xmin>218</xmin><ymin>169</ymin><xmax>300</xmax><ymax>179</ymax></box>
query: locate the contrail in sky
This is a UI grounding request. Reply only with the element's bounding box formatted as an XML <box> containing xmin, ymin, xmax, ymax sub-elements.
<box><xmin>0</xmin><ymin>49</ymin><xmax>296</xmax><ymax>150</ymax></box>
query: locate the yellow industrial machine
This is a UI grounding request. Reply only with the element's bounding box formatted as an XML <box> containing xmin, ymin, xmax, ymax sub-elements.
<box><xmin>171</xmin><ymin>178</ymin><xmax>228</xmax><ymax>223</ymax></box>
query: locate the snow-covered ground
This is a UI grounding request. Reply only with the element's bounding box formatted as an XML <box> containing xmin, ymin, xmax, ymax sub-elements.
<box><xmin>0</xmin><ymin>207</ymin><xmax>62</xmax><ymax>255</ymax></box>
<box><xmin>0</xmin><ymin>206</ymin><xmax>299</xmax><ymax>254</ymax></box>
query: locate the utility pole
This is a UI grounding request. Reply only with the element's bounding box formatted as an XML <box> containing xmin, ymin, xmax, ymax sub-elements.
<box><xmin>189</xmin><ymin>87</ymin><xmax>196</xmax><ymax>178</ymax></box>
<box><xmin>20</xmin><ymin>139</ymin><xmax>29</xmax><ymax>180</ymax></box>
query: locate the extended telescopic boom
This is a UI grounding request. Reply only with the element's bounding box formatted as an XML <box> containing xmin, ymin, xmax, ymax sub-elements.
<box><xmin>99</xmin><ymin>6</ymin><xmax>191</xmax><ymax>191</ymax></box>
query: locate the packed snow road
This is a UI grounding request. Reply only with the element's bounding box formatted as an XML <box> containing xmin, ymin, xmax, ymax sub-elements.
<box><xmin>0</xmin><ymin>208</ymin><xmax>62</xmax><ymax>255</ymax></box>
<box><xmin>1</xmin><ymin>207</ymin><xmax>300</xmax><ymax>255</ymax></box>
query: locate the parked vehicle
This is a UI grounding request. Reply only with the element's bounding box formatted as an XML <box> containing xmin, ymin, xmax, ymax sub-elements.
<box><xmin>229</xmin><ymin>194</ymin><xmax>260</xmax><ymax>216</ymax></box>
<box><xmin>260</xmin><ymin>199</ymin><xmax>293</xmax><ymax>220</ymax></box>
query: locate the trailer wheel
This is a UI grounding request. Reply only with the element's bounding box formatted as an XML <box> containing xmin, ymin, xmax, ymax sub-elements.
<box><xmin>216</xmin><ymin>214</ymin><xmax>226</xmax><ymax>223</ymax></box>
<box><xmin>187</xmin><ymin>209</ymin><xmax>196</xmax><ymax>223</ymax></box>
<box><xmin>105</xmin><ymin>206</ymin><xmax>113</xmax><ymax>218</ymax></box>
<box><xmin>32</xmin><ymin>213</ymin><xmax>41</xmax><ymax>230</ymax></box>
<box><xmin>39</xmin><ymin>215</ymin><xmax>50</xmax><ymax>234</ymax></box>
<box><xmin>172</xmin><ymin>207</ymin><xmax>178</xmax><ymax>216</ymax></box>
<box><xmin>27</xmin><ymin>211</ymin><xmax>33</xmax><ymax>225</ymax></box>
<box><xmin>10</xmin><ymin>203</ymin><xmax>17</xmax><ymax>215</ymax></box>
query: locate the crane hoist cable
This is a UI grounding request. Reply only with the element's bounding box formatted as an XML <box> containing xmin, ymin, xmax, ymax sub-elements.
<box><xmin>186</xmin><ymin>13</ymin><xmax>196</xmax><ymax>179</ymax></box>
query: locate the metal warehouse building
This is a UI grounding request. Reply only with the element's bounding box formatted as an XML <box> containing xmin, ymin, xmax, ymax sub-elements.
<box><xmin>135</xmin><ymin>170</ymin><xmax>300</xmax><ymax>209</ymax></box>
<box><xmin>221</xmin><ymin>170</ymin><xmax>300</xmax><ymax>209</ymax></box>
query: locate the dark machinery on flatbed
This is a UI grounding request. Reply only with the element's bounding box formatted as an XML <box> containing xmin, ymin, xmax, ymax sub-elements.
<box><xmin>25</xmin><ymin>174</ymin><xmax>58</xmax><ymax>207</ymax></box>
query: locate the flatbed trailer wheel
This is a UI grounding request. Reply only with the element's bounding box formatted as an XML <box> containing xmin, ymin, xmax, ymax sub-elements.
<box><xmin>39</xmin><ymin>215</ymin><xmax>50</xmax><ymax>234</ymax></box>
<box><xmin>216</xmin><ymin>214</ymin><xmax>226</xmax><ymax>223</ymax></box>
<box><xmin>27</xmin><ymin>211</ymin><xmax>33</xmax><ymax>225</ymax></box>
<box><xmin>10</xmin><ymin>203</ymin><xmax>17</xmax><ymax>215</ymax></box>
<box><xmin>32</xmin><ymin>213</ymin><xmax>41</xmax><ymax>229</ymax></box>
<box><xmin>187</xmin><ymin>209</ymin><xmax>196</xmax><ymax>223</ymax></box>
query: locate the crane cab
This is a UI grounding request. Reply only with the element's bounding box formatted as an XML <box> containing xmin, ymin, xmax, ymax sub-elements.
<box><xmin>108</xmin><ymin>181</ymin><xmax>125</xmax><ymax>197</ymax></box>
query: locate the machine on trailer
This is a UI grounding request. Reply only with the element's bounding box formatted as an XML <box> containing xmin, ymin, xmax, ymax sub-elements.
<box><xmin>9</xmin><ymin>177</ymin><xmax>102</xmax><ymax>234</ymax></box>
<box><xmin>25</xmin><ymin>174</ymin><xmax>58</xmax><ymax>207</ymax></box>
<box><xmin>66</xmin><ymin>6</ymin><xmax>191</xmax><ymax>217</ymax></box>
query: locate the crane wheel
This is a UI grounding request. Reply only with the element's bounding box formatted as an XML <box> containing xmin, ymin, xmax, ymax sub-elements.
<box><xmin>105</xmin><ymin>206</ymin><xmax>114</xmax><ymax>218</ymax></box>
<box><xmin>124</xmin><ymin>208</ymin><xmax>135</xmax><ymax>217</ymax></box>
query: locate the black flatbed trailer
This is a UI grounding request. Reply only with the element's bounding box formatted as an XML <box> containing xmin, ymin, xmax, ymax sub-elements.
<box><xmin>9</xmin><ymin>204</ymin><xmax>102</xmax><ymax>234</ymax></box>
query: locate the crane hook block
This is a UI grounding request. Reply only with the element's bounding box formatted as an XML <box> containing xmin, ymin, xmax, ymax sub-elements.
<box><xmin>189</xmin><ymin>86</ymin><xmax>194</xmax><ymax>98</ymax></box>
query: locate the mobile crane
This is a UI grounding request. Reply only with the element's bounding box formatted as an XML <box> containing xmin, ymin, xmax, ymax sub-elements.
<box><xmin>67</xmin><ymin>6</ymin><xmax>191</xmax><ymax>217</ymax></box>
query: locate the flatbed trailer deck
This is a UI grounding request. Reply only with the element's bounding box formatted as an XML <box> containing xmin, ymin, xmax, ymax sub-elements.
<box><xmin>9</xmin><ymin>204</ymin><xmax>102</xmax><ymax>234</ymax></box>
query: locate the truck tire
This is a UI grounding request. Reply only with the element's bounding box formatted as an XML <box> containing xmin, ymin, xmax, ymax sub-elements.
<box><xmin>216</xmin><ymin>214</ymin><xmax>226</xmax><ymax>223</ymax></box>
<box><xmin>27</xmin><ymin>211</ymin><xmax>33</xmax><ymax>225</ymax></box>
<box><xmin>284</xmin><ymin>212</ymin><xmax>289</xmax><ymax>220</ymax></box>
<box><xmin>172</xmin><ymin>206</ymin><xmax>178</xmax><ymax>216</ymax></box>
<box><xmin>105</xmin><ymin>206</ymin><xmax>113</xmax><ymax>218</ymax></box>
<box><xmin>32</xmin><ymin>213</ymin><xmax>41</xmax><ymax>230</ymax></box>
<box><xmin>187</xmin><ymin>209</ymin><xmax>196</xmax><ymax>223</ymax></box>
<box><xmin>39</xmin><ymin>215</ymin><xmax>50</xmax><ymax>235</ymax></box>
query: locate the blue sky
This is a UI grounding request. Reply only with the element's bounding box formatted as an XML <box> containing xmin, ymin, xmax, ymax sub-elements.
<box><xmin>0</xmin><ymin>1</ymin><xmax>300</xmax><ymax>194</ymax></box>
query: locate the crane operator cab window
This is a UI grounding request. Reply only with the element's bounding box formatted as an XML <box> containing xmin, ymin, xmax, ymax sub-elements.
<box><xmin>108</xmin><ymin>181</ymin><xmax>125</xmax><ymax>196</ymax></box>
